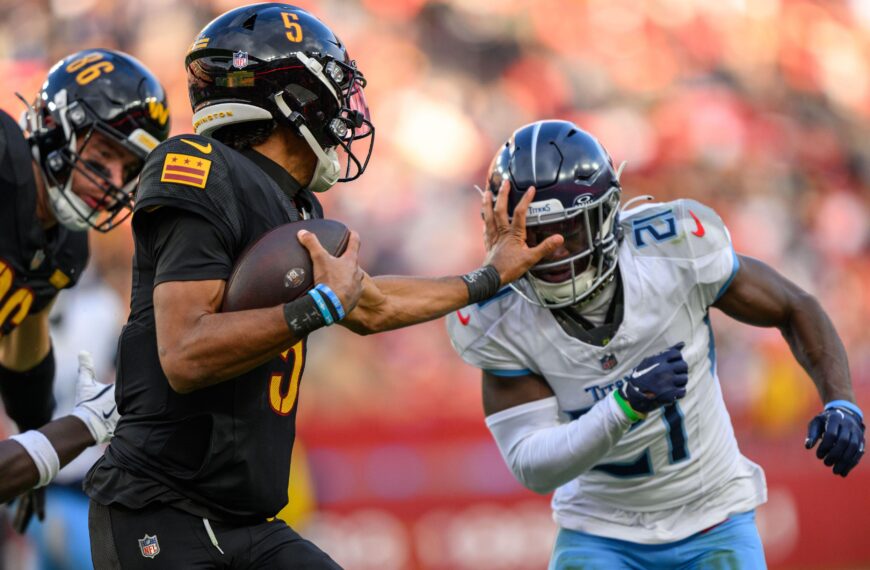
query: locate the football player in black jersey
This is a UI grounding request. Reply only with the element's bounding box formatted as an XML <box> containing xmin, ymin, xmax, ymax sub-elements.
<box><xmin>0</xmin><ymin>49</ymin><xmax>170</xmax><ymax>531</ymax></box>
<box><xmin>83</xmin><ymin>4</ymin><xmax>563</xmax><ymax>568</ymax></box>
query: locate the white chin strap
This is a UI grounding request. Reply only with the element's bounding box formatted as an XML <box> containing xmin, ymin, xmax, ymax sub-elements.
<box><xmin>270</xmin><ymin>93</ymin><xmax>339</xmax><ymax>193</ymax></box>
<box><xmin>527</xmin><ymin>266</ymin><xmax>597</xmax><ymax>306</ymax></box>
<box><xmin>46</xmin><ymin>180</ymin><xmax>95</xmax><ymax>231</ymax></box>
<box><xmin>294</xmin><ymin>124</ymin><xmax>339</xmax><ymax>193</ymax></box>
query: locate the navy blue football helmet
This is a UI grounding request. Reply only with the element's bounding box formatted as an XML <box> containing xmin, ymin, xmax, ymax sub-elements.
<box><xmin>487</xmin><ymin>120</ymin><xmax>622</xmax><ymax>307</ymax></box>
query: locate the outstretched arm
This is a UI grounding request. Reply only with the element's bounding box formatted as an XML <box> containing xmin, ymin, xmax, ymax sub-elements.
<box><xmin>0</xmin><ymin>351</ymin><xmax>117</xmax><ymax>510</ymax></box>
<box><xmin>714</xmin><ymin>254</ymin><xmax>864</xmax><ymax>476</ymax></box>
<box><xmin>340</xmin><ymin>184</ymin><xmax>564</xmax><ymax>334</ymax></box>
<box><xmin>0</xmin><ymin>416</ymin><xmax>94</xmax><ymax>504</ymax></box>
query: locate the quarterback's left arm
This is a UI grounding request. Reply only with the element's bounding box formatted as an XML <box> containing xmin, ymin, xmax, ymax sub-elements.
<box><xmin>340</xmin><ymin>185</ymin><xmax>563</xmax><ymax>335</ymax></box>
<box><xmin>713</xmin><ymin>254</ymin><xmax>864</xmax><ymax>476</ymax></box>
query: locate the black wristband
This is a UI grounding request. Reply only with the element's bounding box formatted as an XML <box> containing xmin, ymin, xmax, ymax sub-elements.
<box><xmin>283</xmin><ymin>295</ymin><xmax>328</xmax><ymax>338</ymax></box>
<box><xmin>0</xmin><ymin>347</ymin><xmax>57</xmax><ymax>432</ymax></box>
<box><xmin>462</xmin><ymin>265</ymin><xmax>502</xmax><ymax>304</ymax></box>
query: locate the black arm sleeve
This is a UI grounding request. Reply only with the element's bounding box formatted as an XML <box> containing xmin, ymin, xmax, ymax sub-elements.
<box><xmin>137</xmin><ymin>207</ymin><xmax>235</xmax><ymax>285</ymax></box>
<box><xmin>0</xmin><ymin>348</ymin><xmax>56</xmax><ymax>432</ymax></box>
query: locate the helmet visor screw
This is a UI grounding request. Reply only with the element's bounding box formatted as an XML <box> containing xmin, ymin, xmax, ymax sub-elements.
<box><xmin>325</xmin><ymin>61</ymin><xmax>344</xmax><ymax>85</ymax></box>
<box><xmin>330</xmin><ymin>118</ymin><xmax>348</xmax><ymax>140</ymax></box>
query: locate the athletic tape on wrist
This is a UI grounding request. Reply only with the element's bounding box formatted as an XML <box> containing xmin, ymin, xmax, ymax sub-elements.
<box><xmin>315</xmin><ymin>283</ymin><xmax>346</xmax><ymax>320</ymax></box>
<box><xmin>462</xmin><ymin>265</ymin><xmax>501</xmax><ymax>304</ymax></box>
<box><xmin>825</xmin><ymin>400</ymin><xmax>864</xmax><ymax>420</ymax></box>
<box><xmin>283</xmin><ymin>296</ymin><xmax>328</xmax><ymax>337</ymax></box>
<box><xmin>10</xmin><ymin>430</ymin><xmax>60</xmax><ymax>488</ymax></box>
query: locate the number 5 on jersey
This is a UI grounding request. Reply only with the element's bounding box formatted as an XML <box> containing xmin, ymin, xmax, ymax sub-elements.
<box><xmin>269</xmin><ymin>341</ymin><xmax>304</xmax><ymax>415</ymax></box>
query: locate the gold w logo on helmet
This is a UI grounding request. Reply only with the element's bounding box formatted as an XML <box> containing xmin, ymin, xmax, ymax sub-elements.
<box><xmin>148</xmin><ymin>100</ymin><xmax>169</xmax><ymax>126</ymax></box>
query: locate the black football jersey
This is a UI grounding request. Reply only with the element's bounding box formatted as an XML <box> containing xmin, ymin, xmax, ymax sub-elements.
<box><xmin>85</xmin><ymin>134</ymin><xmax>323</xmax><ymax>522</ymax></box>
<box><xmin>0</xmin><ymin>109</ymin><xmax>88</xmax><ymax>336</ymax></box>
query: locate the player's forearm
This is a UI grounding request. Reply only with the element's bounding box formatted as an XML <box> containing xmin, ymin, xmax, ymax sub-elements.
<box><xmin>780</xmin><ymin>292</ymin><xmax>854</xmax><ymax>403</ymax></box>
<box><xmin>342</xmin><ymin>274</ymin><xmax>469</xmax><ymax>334</ymax></box>
<box><xmin>0</xmin><ymin>416</ymin><xmax>93</xmax><ymax>503</ymax></box>
<box><xmin>488</xmin><ymin>394</ymin><xmax>633</xmax><ymax>494</ymax></box>
<box><xmin>158</xmin><ymin>305</ymin><xmax>301</xmax><ymax>392</ymax></box>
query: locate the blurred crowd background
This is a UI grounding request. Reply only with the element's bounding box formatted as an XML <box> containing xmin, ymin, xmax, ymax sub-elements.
<box><xmin>2</xmin><ymin>0</ymin><xmax>870</xmax><ymax>568</ymax></box>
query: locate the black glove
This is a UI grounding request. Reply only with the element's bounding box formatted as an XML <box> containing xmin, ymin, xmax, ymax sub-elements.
<box><xmin>10</xmin><ymin>487</ymin><xmax>46</xmax><ymax>534</ymax></box>
<box><xmin>619</xmin><ymin>342</ymin><xmax>689</xmax><ymax>416</ymax></box>
<box><xmin>805</xmin><ymin>401</ymin><xmax>865</xmax><ymax>477</ymax></box>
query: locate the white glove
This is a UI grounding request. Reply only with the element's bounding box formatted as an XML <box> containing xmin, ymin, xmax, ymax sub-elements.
<box><xmin>69</xmin><ymin>351</ymin><xmax>118</xmax><ymax>444</ymax></box>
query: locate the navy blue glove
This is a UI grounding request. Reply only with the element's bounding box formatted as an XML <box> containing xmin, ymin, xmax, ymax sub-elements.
<box><xmin>619</xmin><ymin>342</ymin><xmax>689</xmax><ymax>415</ymax></box>
<box><xmin>805</xmin><ymin>401</ymin><xmax>865</xmax><ymax>477</ymax></box>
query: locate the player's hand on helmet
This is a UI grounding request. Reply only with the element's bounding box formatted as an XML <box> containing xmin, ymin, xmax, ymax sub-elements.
<box><xmin>805</xmin><ymin>402</ymin><xmax>865</xmax><ymax>477</ymax></box>
<box><xmin>619</xmin><ymin>343</ymin><xmax>689</xmax><ymax>416</ymax></box>
<box><xmin>482</xmin><ymin>182</ymin><xmax>564</xmax><ymax>286</ymax></box>
<box><xmin>70</xmin><ymin>351</ymin><xmax>118</xmax><ymax>445</ymax></box>
<box><xmin>298</xmin><ymin>229</ymin><xmax>364</xmax><ymax>315</ymax></box>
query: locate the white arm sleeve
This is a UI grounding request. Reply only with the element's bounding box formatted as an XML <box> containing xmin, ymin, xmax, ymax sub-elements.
<box><xmin>486</xmin><ymin>393</ymin><xmax>633</xmax><ymax>494</ymax></box>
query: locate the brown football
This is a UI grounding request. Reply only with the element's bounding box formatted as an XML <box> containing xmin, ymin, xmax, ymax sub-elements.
<box><xmin>221</xmin><ymin>219</ymin><xmax>350</xmax><ymax>312</ymax></box>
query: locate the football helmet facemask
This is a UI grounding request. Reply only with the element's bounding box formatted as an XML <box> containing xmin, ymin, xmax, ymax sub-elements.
<box><xmin>186</xmin><ymin>3</ymin><xmax>374</xmax><ymax>193</ymax></box>
<box><xmin>487</xmin><ymin>120</ymin><xmax>623</xmax><ymax>308</ymax></box>
<box><xmin>21</xmin><ymin>49</ymin><xmax>170</xmax><ymax>232</ymax></box>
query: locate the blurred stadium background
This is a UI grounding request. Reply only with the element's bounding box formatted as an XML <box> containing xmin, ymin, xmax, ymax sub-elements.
<box><xmin>2</xmin><ymin>0</ymin><xmax>870</xmax><ymax>568</ymax></box>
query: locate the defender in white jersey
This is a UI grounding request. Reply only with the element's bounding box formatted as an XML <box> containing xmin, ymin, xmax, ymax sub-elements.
<box><xmin>447</xmin><ymin>120</ymin><xmax>865</xmax><ymax>569</ymax></box>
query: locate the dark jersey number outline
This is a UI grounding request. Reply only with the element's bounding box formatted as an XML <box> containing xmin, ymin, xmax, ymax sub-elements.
<box><xmin>568</xmin><ymin>401</ymin><xmax>690</xmax><ymax>478</ymax></box>
<box><xmin>0</xmin><ymin>258</ymin><xmax>35</xmax><ymax>335</ymax></box>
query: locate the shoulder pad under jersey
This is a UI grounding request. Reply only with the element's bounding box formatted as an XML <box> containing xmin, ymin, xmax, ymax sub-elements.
<box><xmin>134</xmin><ymin>134</ymin><xmax>243</xmax><ymax>245</ymax></box>
<box><xmin>620</xmin><ymin>198</ymin><xmax>732</xmax><ymax>261</ymax></box>
<box><xmin>621</xmin><ymin>198</ymin><xmax>738</xmax><ymax>305</ymax></box>
<box><xmin>446</xmin><ymin>287</ymin><xmax>532</xmax><ymax>374</ymax></box>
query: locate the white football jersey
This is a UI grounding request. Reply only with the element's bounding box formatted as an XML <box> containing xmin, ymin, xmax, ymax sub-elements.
<box><xmin>447</xmin><ymin>199</ymin><xmax>767</xmax><ymax>543</ymax></box>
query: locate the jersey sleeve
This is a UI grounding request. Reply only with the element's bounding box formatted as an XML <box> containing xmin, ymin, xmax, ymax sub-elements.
<box><xmin>678</xmin><ymin>199</ymin><xmax>740</xmax><ymax>307</ymax></box>
<box><xmin>140</xmin><ymin>208</ymin><xmax>234</xmax><ymax>284</ymax></box>
<box><xmin>133</xmin><ymin>135</ymin><xmax>244</xmax><ymax>252</ymax></box>
<box><xmin>446</xmin><ymin>303</ymin><xmax>533</xmax><ymax>376</ymax></box>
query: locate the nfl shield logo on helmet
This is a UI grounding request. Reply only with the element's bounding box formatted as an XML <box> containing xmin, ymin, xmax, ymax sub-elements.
<box><xmin>138</xmin><ymin>535</ymin><xmax>160</xmax><ymax>559</ymax></box>
<box><xmin>600</xmin><ymin>353</ymin><xmax>618</xmax><ymax>370</ymax></box>
<box><xmin>232</xmin><ymin>51</ymin><xmax>249</xmax><ymax>69</ymax></box>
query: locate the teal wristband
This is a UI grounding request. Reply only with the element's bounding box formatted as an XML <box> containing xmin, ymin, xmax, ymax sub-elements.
<box><xmin>315</xmin><ymin>283</ymin><xmax>345</xmax><ymax>320</ymax></box>
<box><xmin>307</xmin><ymin>289</ymin><xmax>334</xmax><ymax>326</ymax></box>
